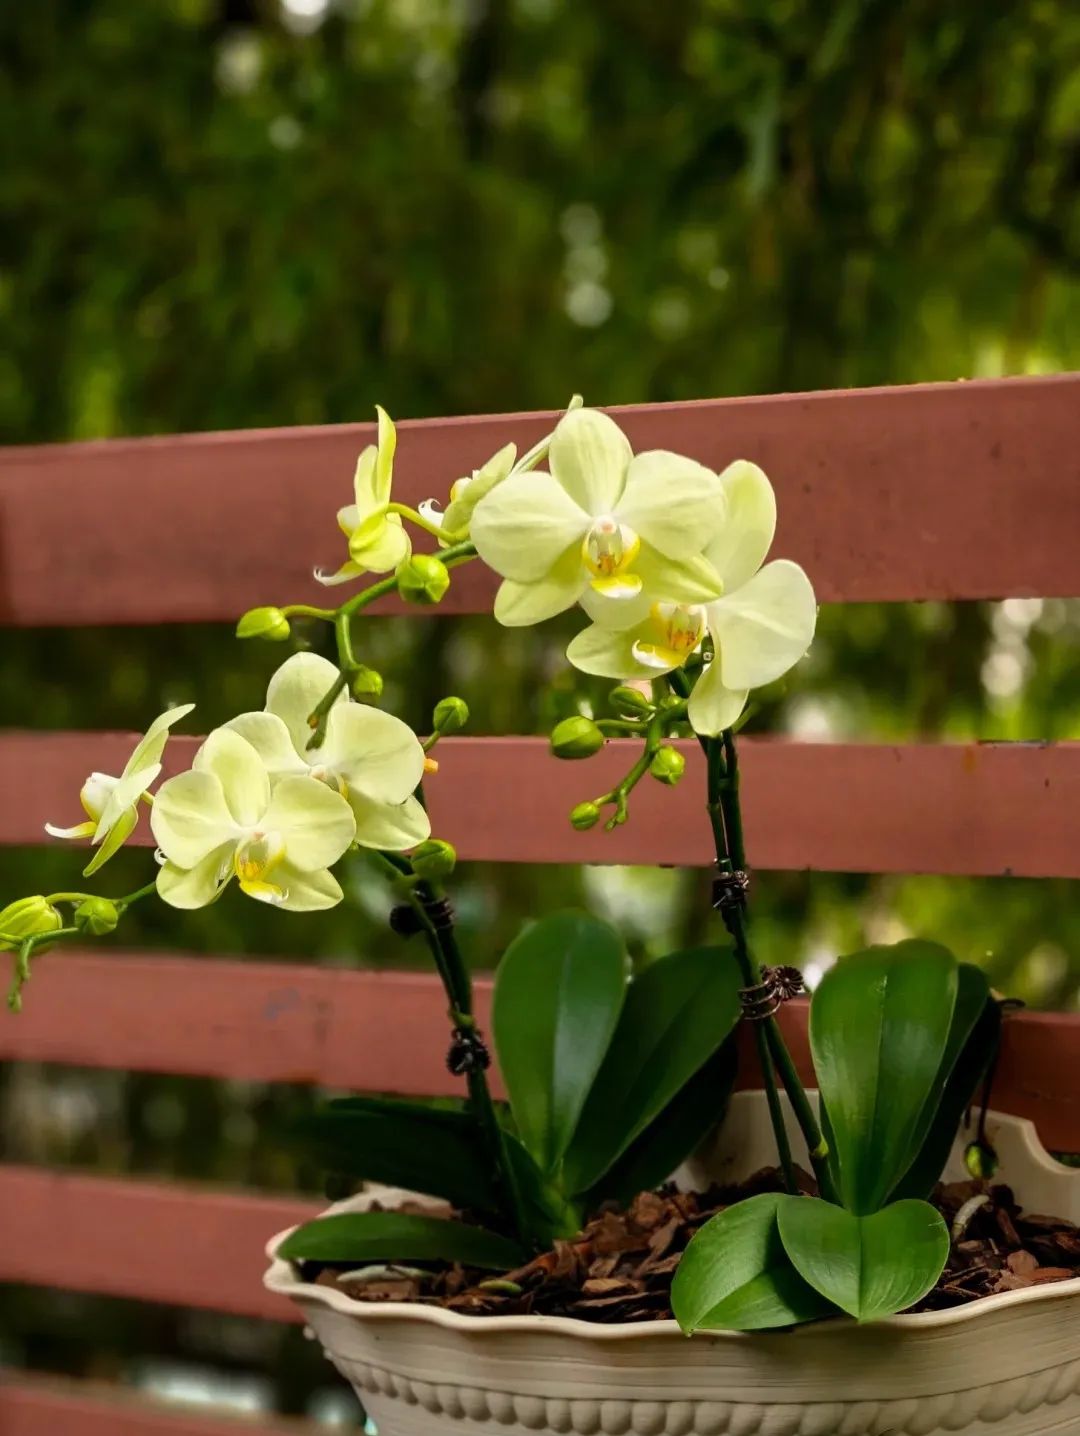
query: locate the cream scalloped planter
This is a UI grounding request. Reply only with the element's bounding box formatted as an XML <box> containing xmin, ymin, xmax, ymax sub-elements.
<box><xmin>265</xmin><ymin>1093</ymin><xmax>1080</xmax><ymax>1436</ymax></box>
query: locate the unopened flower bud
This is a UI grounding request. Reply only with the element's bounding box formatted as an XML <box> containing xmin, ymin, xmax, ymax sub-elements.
<box><xmin>609</xmin><ymin>685</ymin><xmax>652</xmax><ymax>718</ymax></box>
<box><xmin>433</xmin><ymin>696</ymin><xmax>469</xmax><ymax>734</ymax></box>
<box><xmin>550</xmin><ymin>716</ymin><xmax>605</xmax><ymax>760</ymax></box>
<box><xmin>236</xmin><ymin>606</ymin><xmax>291</xmax><ymax>642</ymax></box>
<box><xmin>74</xmin><ymin>897</ymin><xmax>120</xmax><ymax>936</ymax></box>
<box><xmin>650</xmin><ymin>746</ymin><xmax>686</xmax><ymax>786</ymax></box>
<box><xmin>411</xmin><ymin>838</ymin><xmax>457</xmax><ymax>880</ymax></box>
<box><xmin>351</xmin><ymin>666</ymin><xmax>384</xmax><ymax>699</ymax></box>
<box><xmin>397</xmin><ymin>554</ymin><xmax>451</xmax><ymax>606</ymax></box>
<box><xmin>964</xmin><ymin>1140</ymin><xmax>999</xmax><ymax>1181</ymax></box>
<box><xmin>570</xmin><ymin>801</ymin><xmax>601</xmax><ymax>831</ymax></box>
<box><xmin>0</xmin><ymin>896</ymin><xmax>62</xmax><ymax>952</ymax></box>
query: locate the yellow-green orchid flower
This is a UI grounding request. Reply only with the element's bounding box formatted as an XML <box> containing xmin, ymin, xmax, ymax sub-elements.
<box><xmin>566</xmin><ymin>461</ymin><xmax>817</xmax><ymax>735</ymax></box>
<box><xmin>469</xmin><ymin>407</ymin><xmax>727</xmax><ymax>626</ymax></box>
<box><xmin>419</xmin><ymin>396</ymin><xmax>585</xmax><ymax>540</ymax></box>
<box><xmin>315</xmin><ymin>407</ymin><xmax>411</xmax><ymax>586</ymax></box>
<box><xmin>151</xmin><ymin>727</ymin><xmax>356</xmax><ymax>910</ymax></box>
<box><xmin>223</xmin><ymin>652</ymin><xmax>429</xmax><ymax>850</ymax></box>
<box><xmin>45</xmin><ymin>704</ymin><xmax>195</xmax><ymax>876</ymax></box>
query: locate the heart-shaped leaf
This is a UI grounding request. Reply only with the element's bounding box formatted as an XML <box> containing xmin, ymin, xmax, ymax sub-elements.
<box><xmin>562</xmin><ymin>946</ymin><xmax>742</xmax><ymax>1194</ymax></box>
<box><xmin>811</xmin><ymin>940</ymin><xmax>958</xmax><ymax>1213</ymax></box>
<box><xmin>777</xmin><ymin>1196</ymin><xmax>949</xmax><ymax>1321</ymax></box>
<box><xmin>492</xmin><ymin>911</ymin><xmax>628</xmax><ymax>1172</ymax></box>
<box><xmin>585</xmin><ymin>1037</ymin><xmax>738</xmax><ymax>1209</ymax></box>
<box><xmin>278</xmin><ymin>1211</ymin><xmax>526</xmax><ymax>1270</ymax></box>
<box><xmin>672</xmin><ymin>1193</ymin><xmax>837</xmax><ymax>1332</ymax></box>
<box><xmin>891</xmin><ymin>965</ymin><xmax>999</xmax><ymax>1201</ymax></box>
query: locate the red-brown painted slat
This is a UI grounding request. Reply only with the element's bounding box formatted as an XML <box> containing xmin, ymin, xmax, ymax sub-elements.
<box><xmin>5</xmin><ymin>732</ymin><xmax>1080</xmax><ymax>877</ymax></box>
<box><xmin>0</xmin><ymin>957</ymin><xmax>491</xmax><ymax>1096</ymax></box>
<box><xmin>1</xmin><ymin>375</ymin><xmax>1077</xmax><ymax>626</ymax></box>
<box><xmin>0</xmin><ymin>1167</ymin><xmax>312</xmax><ymax>1322</ymax></box>
<box><xmin>2</xmin><ymin>956</ymin><xmax>1077</xmax><ymax>1151</ymax></box>
<box><xmin>0</xmin><ymin>1376</ymin><xmax>315</xmax><ymax>1436</ymax></box>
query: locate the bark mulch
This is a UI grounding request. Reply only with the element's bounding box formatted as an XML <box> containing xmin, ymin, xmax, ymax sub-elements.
<box><xmin>312</xmin><ymin>1169</ymin><xmax>1080</xmax><ymax>1324</ymax></box>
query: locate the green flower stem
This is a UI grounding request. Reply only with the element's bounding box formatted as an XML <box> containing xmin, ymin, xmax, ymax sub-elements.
<box><xmin>280</xmin><ymin>604</ymin><xmax>337</xmax><ymax>622</ymax></box>
<box><xmin>369</xmin><ymin>848</ymin><xmax>532</xmax><ymax>1246</ymax></box>
<box><xmin>668</xmin><ymin>668</ymin><xmax>836</xmax><ymax>1200</ymax></box>
<box><xmin>44</xmin><ymin>892</ymin><xmax>93</xmax><ymax>905</ymax></box>
<box><xmin>589</xmin><ymin>707</ymin><xmax>667</xmax><ymax>828</ymax></box>
<box><xmin>594</xmin><ymin>718</ymin><xmax>646</xmax><ymax>736</ymax></box>
<box><xmin>116</xmin><ymin>880</ymin><xmax>159</xmax><ymax>910</ymax></box>
<box><xmin>386</xmin><ymin>503</ymin><xmax>453</xmax><ymax>541</ymax></box>
<box><xmin>305</xmin><ymin>672</ymin><xmax>349</xmax><ymax>751</ymax></box>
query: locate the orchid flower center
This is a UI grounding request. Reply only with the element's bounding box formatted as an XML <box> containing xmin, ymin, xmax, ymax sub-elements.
<box><xmin>632</xmin><ymin>602</ymin><xmax>708</xmax><ymax>670</ymax></box>
<box><xmin>233</xmin><ymin>830</ymin><xmax>287</xmax><ymax>903</ymax></box>
<box><xmin>81</xmin><ymin>772</ymin><xmax>118</xmax><ymax>821</ymax></box>
<box><xmin>449</xmin><ymin>475</ymin><xmax>473</xmax><ymax>502</ymax></box>
<box><xmin>308</xmin><ymin>763</ymin><xmax>349</xmax><ymax>799</ymax></box>
<box><xmin>582</xmin><ymin>515</ymin><xmax>642</xmax><ymax>598</ymax></box>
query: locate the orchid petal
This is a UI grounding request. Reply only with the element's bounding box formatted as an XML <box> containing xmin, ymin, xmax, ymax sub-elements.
<box><xmin>224</xmin><ymin>712</ymin><xmax>307</xmax><ymax>777</ymax></box>
<box><xmin>492</xmin><ymin>547</ymin><xmax>585</xmax><ymax>626</ymax></box>
<box><xmin>266</xmin><ymin>652</ymin><xmax>347</xmax><ymax>757</ymax></box>
<box><xmin>151</xmin><ymin>771</ymin><xmax>239</xmax><ymax>868</ymax></box>
<box><xmin>687</xmin><ymin>664</ymin><xmax>750</xmax><ymax>737</ymax></box>
<box><xmin>470</xmin><ymin>471</ymin><xmax>589</xmax><ymax>582</ymax></box>
<box><xmin>83</xmin><ymin>805</ymin><xmax>139</xmax><ymax>876</ymax></box>
<box><xmin>93</xmin><ymin>762</ymin><xmax>161</xmax><ymax>840</ymax></box>
<box><xmin>635</xmin><ymin>544</ymin><xmax>725</xmax><ymax>604</ymax></box>
<box><xmin>315</xmin><ymin>559</ymin><xmax>365</xmax><ymax>588</ymax></box>
<box><xmin>348</xmin><ymin>512</ymin><xmax>411</xmax><ymax>572</ymax></box>
<box><xmin>547</xmin><ymin>408</ymin><xmax>632</xmax><ymax>515</ymax></box>
<box><xmin>156</xmin><ymin>845</ymin><xmax>234</xmax><ymax>909</ymax></box>
<box><xmin>263</xmin><ymin>775</ymin><xmax>355</xmax><ymax>871</ymax></box>
<box><xmin>194</xmin><ymin>728</ymin><xmax>271</xmax><ymax>828</ymax></box>
<box><xmin>348</xmin><ymin>792</ymin><xmax>431</xmax><ymax>851</ymax></box>
<box><xmin>708</xmin><ymin>559</ymin><xmax>817</xmax><ymax>690</ymax></box>
<box><xmin>44</xmin><ymin>820</ymin><xmax>96</xmax><ymax>841</ymax></box>
<box><xmin>616</xmin><ymin>451</ymin><xmax>725</xmax><ymax>558</ymax></box>
<box><xmin>269</xmin><ymin>862</ymin><xmax>344</xmax><ymax>912</ymax></box>
<box><xmin>122</xmin><ymin>703</ymin><xmax>196</xmax><ymax>780</ymax></box>
<box><xmin>352</xmin><ymin>445</ymin><xmax>379</xmax><ymax>511</ymax></box>
<box><xmin>566</xmin><ymin>622</ymin><xmax>655</xmax><ymax>680</ymax></box>
<box><xmin>374</xmin><ymin>406</ymin><xmax>397</xmax><ymax>506</ymax></box>
<box><xmin>705</xmin><ymin>461</ymin><xmax>777</xmax><ymax>591</ymax></box>
<box><xmin>323</xmin><ymin>703</ymin><xmax>425</xmax><ymax>804</ymax></box>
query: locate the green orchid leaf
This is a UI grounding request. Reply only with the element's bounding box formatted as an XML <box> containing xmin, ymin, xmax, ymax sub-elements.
<box><xmin>585</xmin><ymin>1037</ymin><xmax>738</xmax><ymax>1210</ymax></box>
<box><xmin>492</xmin><ymin>910</ymin><xmax>628</xmax><ymax>1173</ymax></box>
<box><xmin>672</xmin><ymin>1193</ymin><xmax>837</xmax><ymax>1332</ymax></box>
<box><xmin>278</xmin><ymin>1211</ymin><xmax>526</xmax><ymax>1269</ymax></box>
<box><xmin>562</xmin><ymin>946</ymin><xmax>742</xmax><ymax>1195</ymax></box>
<box><xmin>811</xmin><ymin>939</ymin><xmax>959</xmax><ymax>1213</ymax></box>
<box><xmin>289</xmin><ymin>1096</ymin><xmax>499</xmax><ymax>1213</ymax></box>
<box><xmin>291</xmin><ymin>1095</ymin><xmax>577</xmax><ymax>1247</ymax></box>
<box><xmin>777</xmin><ymin>1195</ymin><xmax>949</xmax><ymax>1321</ymax></box>
<box><xmin>891</xmin><ymin>977</ymin><xmax>1001</xmax><ymax>1202</ymax></box>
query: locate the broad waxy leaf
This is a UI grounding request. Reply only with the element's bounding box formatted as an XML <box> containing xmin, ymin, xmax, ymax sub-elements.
<box><xmin>562</xmin><ymin>946</ymin><xmax>743</xmax><ymax>1194</ymax></box>
<box><xmin>811</xmin><ymin>939</ymin><xmax>958</xmax><ymax>1213</ymax></box>
<box><xmin>585</xmin><ymin>1037</ymin><xmax>738</xmax><ymax>1210</ymax></box>
<box><xmin>292</xmin><ymin>1095</ymin><xmax>577</xmax><ymax>1247</ymax></box>
<box><xmin>672</xmin><ymin>1193</ymin><xmax>836</xmax><ymax>1332</ymax></box>
<box><xmin>777</xmin><ymin>1196</ymin><xmax>949</xmax><ymax>1321</ymax></box>
<box><xmin>492</xmin><ymin>911</ymin><xmax>628</xmax><ymax>1172</ymax></box>
<box><xmin>891</xmin><ymin>965</ymin><xmax>999</xmax><ymax>1202</ymax></box>
<box><xmin>290</xmin><ymin>1096</ymin><xmax>501</xmax><ymax>1214</ymax></box>
<box><xmin>278</xmin><ymin>1211</ymin><xmax>526</xmax><ymax>1269</ymax></box>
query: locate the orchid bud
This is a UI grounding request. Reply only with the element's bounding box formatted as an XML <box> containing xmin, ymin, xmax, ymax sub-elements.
<box><xmin>397</xmin><ymin>554</ymin><xmax>450</xmax><ymax>606</ymax></box>
<box><xmin>570</xmin><ymin>801</ymin><xmax>601</xmax><ymax>831</ymax></box>
<box><xmin>433</xmin><ymin>696</ymin><xmax>469</xmax><ymax>734</ymax></box>
<box><xmin>236</xmin><ymin>606</ymin><xmax>291</xmax><ymax>641</ymax></box>
<box><xmin>551</xmin><ymin>716</ymin><xmax>604</xmax><ymax>760</ymax></box>
<box><xmin>650</xmin><ymin>746</ymin><xmax>686</xmax><ymax>786</ymax></box>
<box><xmin>411</xmin><ymin>838</ymin><xmax>457</xmax><ymax>879</ymax></box>
<box><xmin>0</xmin><ymin>896</ymin><xmax>62</xmax><ymax>952</ymax></box>
<box><xmin>74</xmin><ymin>897</ymin><xmax>120</xmax><ymax>936</ymax></box>
<box><xmin>351</xmin><ymin>666</ymin><xmax>384</xmax><ymax>699</ymax></box>
<box><xmin>609</xmin><ymin>685</ymin><xmax>652</xmax><ymax>718</ymax></box>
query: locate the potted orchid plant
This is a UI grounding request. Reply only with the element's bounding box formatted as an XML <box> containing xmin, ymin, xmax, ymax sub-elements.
<box><xmin>6</xmin><ymin>403</ymin><xmax>1080</xmax><ymax>1436</ymax></box>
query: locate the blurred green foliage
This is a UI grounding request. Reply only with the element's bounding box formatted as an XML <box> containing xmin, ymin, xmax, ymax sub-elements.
<box><xmin>1</xmin><ymin>0</ymin><xmax>1079</xmax><ymax>1418</ymax></box>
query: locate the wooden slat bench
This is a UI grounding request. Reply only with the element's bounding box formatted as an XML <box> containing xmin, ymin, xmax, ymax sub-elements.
<box><xmin>1</xmin><ymin>373</ymin><xmax>1078</xmax><ymax>1433</ymax></box>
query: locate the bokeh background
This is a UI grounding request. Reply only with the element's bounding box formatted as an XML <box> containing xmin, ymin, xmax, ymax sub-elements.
<box><xmin>2</xmin><ymin>0</ymin><xmax>1078</xmax><ymax>1426</ymax></box>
